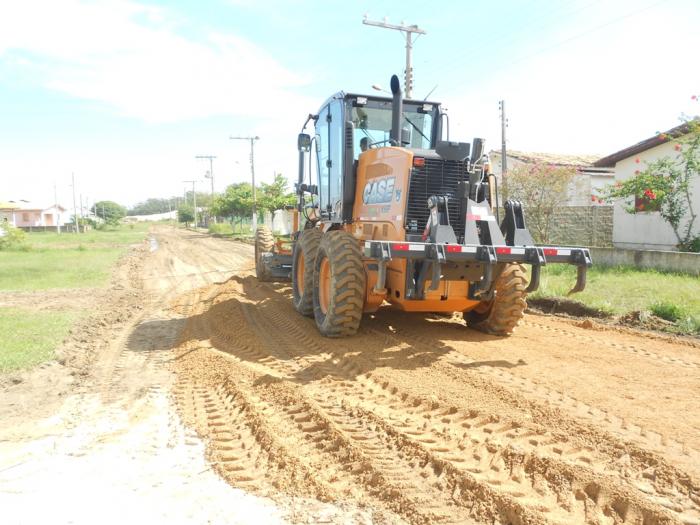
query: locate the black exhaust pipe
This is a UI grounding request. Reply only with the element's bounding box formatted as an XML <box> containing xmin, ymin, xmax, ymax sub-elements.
<box><xmin>390</xmin><ymin>74</ymin><xmax>402</xmax><ymax>145</ymax></box>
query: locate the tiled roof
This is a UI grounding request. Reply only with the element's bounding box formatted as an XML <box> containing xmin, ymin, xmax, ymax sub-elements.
<box><xmin>490</xmin><ymin>150</ymin><xmax>601</xmax><ymax>167</ymax></box>
<box><xmin>593</xmin><ymin>120</ymin><xmax>695</xmax><ymax>168</ymax></box>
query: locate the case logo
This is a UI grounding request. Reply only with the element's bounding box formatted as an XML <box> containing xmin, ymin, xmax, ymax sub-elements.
<box><xmin>363</xmin><ymin>176</ymin><xmax>396</xmax><ymax>205</ymax></box>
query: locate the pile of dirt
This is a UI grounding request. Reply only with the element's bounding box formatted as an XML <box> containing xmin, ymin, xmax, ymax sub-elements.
<box><xmin>618</xmin><ymin>309</ymin><xmax>676</xmax><ymax>330</ymax></box>
<box><xmin>527</xmin><ymin>296</ymin><xmax>612</xmax><ymax>318</ymax></box>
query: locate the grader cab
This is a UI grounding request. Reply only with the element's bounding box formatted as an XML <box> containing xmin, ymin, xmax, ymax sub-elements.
<box><xmin>255</xmin><ymin>75</ymin><xmax>592</xmax><ymax>337</ymax></box>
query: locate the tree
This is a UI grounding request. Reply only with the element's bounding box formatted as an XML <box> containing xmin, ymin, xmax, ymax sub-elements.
<box><xmin>177</xmin><ymin>204</ymin><xmax>195</xmax><ymax>227</ymax></box>
<box><xmin>602</xmin><ymin>119</ymin><xmax>699</xmax><ymax>251</ymax></box>
<box><xmin>503</xmin><ymin>162</ymin><xmax>579</xmax><ymax>244</ymax></box>
<box><xmin>258</xmin><ymin>173</ymin><xmax>296</xmax><ymax>214</ymax></box>
<box><xmin>127</xmin><ymin>197</ymin><xmax>179</xmax><ymax>216</ymax></box>
<box><xmin>92</xmin><ymin>200</ymin><xmax>127</xmax><ymax>225</ymax></box>
<box><xmin>211</xmin><ymin>183</ymin><xmax>254</xmax><ymax>229</ymax></box>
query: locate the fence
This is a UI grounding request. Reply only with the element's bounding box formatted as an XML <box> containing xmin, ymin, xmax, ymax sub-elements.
<box><xmin>523</xmin><ymin>206</ymin><xmax>613</xmax><ymax>247</ymax></box>
<box><xmin>590</xmin><ymin>247</ymin><xmax>700</xmax><ymax>275</ymax></box>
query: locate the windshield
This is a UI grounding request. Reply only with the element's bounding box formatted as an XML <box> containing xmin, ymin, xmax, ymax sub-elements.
<box><xmin>348</xmin><ymin>100</ymin><xmax>435</xmax><ymax>159</ymax></box>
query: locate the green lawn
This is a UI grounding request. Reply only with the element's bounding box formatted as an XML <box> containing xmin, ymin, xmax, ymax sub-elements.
<box><xmin>26</xmin><ymin>222</ymin><xmax>150</xmax><ymax>248</ymax></box>
<box><xmin>0</xmin><ymin>224</ymin><xmax>149</xmax><ymax>291</ymax></box>
<box><xmin>0</xmin><ymin>308</ymin><xmax>79</xmax><ymax>372</ymax></box>
<box><xmin>0</xmin><ymin>224</ymin><xmax>149</xmax><ymax>370</ymax></box>
<box><xmin>532</xmin><ymin>264</ymin><xmax>700</xmax><ymax>333</ymax></box>
<box><xmin>0</xmin><ymin>247</ymin><xmax>124</xmax><ymax>290</ymax></box>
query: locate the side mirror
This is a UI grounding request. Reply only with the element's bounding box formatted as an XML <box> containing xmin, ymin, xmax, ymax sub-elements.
<box><xmin>298</xmin><ymin>133</ymin><xmax>311</xmax><ymax>152</ymax></box>
<box><xmin>401</xmin><ymin>127</ymin><xmax>411</xmax><ymax>146</ymax></box>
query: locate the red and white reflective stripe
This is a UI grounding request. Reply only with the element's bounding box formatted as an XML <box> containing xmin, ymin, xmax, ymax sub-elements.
<box><xmin>543</xmin><ymin>248</ymin><xmax>571</xmax><ymax>257</ymax></box>
<box><xmin>408</xmin><ymin>244</ymin><xmax>424</xmax><ymax>251</ymax></box>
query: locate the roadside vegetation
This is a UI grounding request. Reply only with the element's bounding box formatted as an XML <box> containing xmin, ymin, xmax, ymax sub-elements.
<box><xmin>0</xmin><ymin>309</ymin><xmax>79</xmax><ymax>372</ymax></box>
<box><xmin>0</xmin><ymin>222</ymin><xmax>149</xmax><ymax>371</ymax></box>
<box><xmin>531</xmin><ymin>264</ymin><xmax>700</xmax><ymax>335</ymax></box>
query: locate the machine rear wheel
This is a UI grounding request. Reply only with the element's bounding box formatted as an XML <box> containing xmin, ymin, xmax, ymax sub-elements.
<box><xmin>464</xmin><ymin>263</ymin><xmax>528</xmax><ymax>335</ymax></box>
<box><xmin>292</xmin><ymin>228</ymin><xmax>322</xmax><ymax>316</ymax></box>
<box><xmin>313</xmin><ymin>231</ymin><xmax>365</xmax><ymax>337</ymax></box>
<box><xmin>254</xmin><ymin>226</ymin><xmax>275</xmax><ymax>282</ymax></box>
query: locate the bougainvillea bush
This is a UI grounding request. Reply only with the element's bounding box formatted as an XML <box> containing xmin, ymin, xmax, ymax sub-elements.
<box><xmin>602</xmin><ymin>118</ymin><xmax>699</xmax><ymax>252</ymax></box>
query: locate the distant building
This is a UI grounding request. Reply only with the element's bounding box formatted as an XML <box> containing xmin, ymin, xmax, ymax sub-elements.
<box><xmin>594</xmin><ymin>121</ymin><xmax>700</xmax><ymax>250</ymax></box>
<box><xmin>0</xmin><ymin>200</ymin><xmax>70</xmax><ymax>228</ymax></box>
<box><xmin>124</xmin><ymin>210</ymin><xmax>177</xmax><ymax>222</ymax></box>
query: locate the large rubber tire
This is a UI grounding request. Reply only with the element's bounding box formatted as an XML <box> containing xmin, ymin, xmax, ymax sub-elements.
<box><xmin>255</xmin><ymin>226</ymin><xmax>275</xmax><ymax>282</ymax></box>
<box><xmin>464</xmin><ymin>263</ymin><xmax>528</xmax><ymax>335</ymax></box>
<box><xmin>313</xmin><ymin>231</ymin><xmax>366</xmax><ymax>337</ymax></box>
<box><xmin>292</xmin><ymin>228</ymin><xmax>322</xmax><ymax>316</ymax></box>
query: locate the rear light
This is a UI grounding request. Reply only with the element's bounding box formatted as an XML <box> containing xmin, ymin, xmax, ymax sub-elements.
<box><xmin>393</xmin><ymin>243</ymin><xmax>409</xmax><ymax>251</ymax></box>
<box><xmin>496</xmin><ymin>247</ymin><xmax>511</xmax><ymax>255</ymax></box>
<box><xmin>413</xmin><ymin>157</ymin><xmax>425</xmax><ymax>167</ymax></box>
<box><xmin>445</xmin><ymin>245</ymin><xmax>461</xmax><ymax>253</ymax></box>
<box><xmin>544</xmin><ymin>248</ymin><xmax>558</xmax><ymax>256</ymax></box>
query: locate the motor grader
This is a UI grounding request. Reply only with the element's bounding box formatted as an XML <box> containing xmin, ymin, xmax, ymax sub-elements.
<box><xmin>255</xmin><ymin>75</ymin><xmax>592</xmax><ymax>337</ymax></box>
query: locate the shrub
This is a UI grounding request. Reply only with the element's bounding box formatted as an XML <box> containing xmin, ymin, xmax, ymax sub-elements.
<box><xmin>209</xmin><ymin>223</ymin><xmax>233</xmax><ymax>235</ymax></box>
<box><xmin>650</xmin><ymin>301</ymin><xmax>685</xmax><ymax>322</ymax></box>
<box><xmin>0</xmin><ymin>223</ymin><xmax>26</xmax><ymax>250</ymax></box>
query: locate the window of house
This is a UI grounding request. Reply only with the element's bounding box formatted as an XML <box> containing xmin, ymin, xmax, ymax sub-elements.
<box><xmin>22</xmin><ymin>212</ymin><xmax>29</xmax><ymax>221</ymax></box>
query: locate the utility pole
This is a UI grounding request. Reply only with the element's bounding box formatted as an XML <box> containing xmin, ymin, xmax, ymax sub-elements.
<box><xmin>196</xmin><ymin>155</ymin><xmax>216</xmax><ymax>225</ymax></box>
<box><xmin>195</xmin><ymin>155</ymin><xmax>216</xmax><ymax>197</ymax></box>
<box><xmin>362</xmin><ymin>15</ymin><xmax>426</xmax><ymax>99</ymax></box>
<box><xmin>182</xmin><ymin>180</ymin><xmax>198</xmax><ymax>228</ymax></box>
<box><xmin>229</xmin><ymin>136</ymin><xmax>260</xmax><ymax>230</ymax></box>
<box><xmin>54</xmin><ymin>182</ymin><xmax>61</xmax><ymax>234</ymax></box>
<box><xmin>499</xmin><ymin>99</ymin><xmax>508</xmax><ymax>197</ymax></box>
<box><xmin>71</xmin><ymin>173</ymin><xmax>78</xmax><ymax>234</ymax></box>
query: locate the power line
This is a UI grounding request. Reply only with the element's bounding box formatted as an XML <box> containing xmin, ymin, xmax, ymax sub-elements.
<box><xmin>430</xmin><ymin>0</ymin><xmax>668</xmax><ymax>100</ymax></box>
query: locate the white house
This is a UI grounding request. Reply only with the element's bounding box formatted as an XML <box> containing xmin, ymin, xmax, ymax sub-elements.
<box><xmin>593</xmin><ymin>122</ymin><xmax>700</xmax><ymax>250</ymax></box>
<box><xmin>0</xmin><ymin>200</ymin><xmax>70</xmax><ymax>228</ymax></box>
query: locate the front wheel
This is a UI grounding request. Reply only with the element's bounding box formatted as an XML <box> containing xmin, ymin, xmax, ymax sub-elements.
<box><xmin>292</xmin><ymin>228</ymin><xmax>322</xmax><ymax>316</ymax></box>
<box><xmin>313</xmin><ymin>231</ymin><xmax>366</xmax><ymax>337</ymax></box>
<box><xmin>464</xmin><ymin>263</ymin><xmax>528</xmax><ymax>335</ymax></box>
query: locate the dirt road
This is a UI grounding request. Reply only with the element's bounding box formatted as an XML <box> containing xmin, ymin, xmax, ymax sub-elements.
<box><xmin>2</xmin><ymin>227</ymin><xmax>699</xmax><ymax>524</ymax></box>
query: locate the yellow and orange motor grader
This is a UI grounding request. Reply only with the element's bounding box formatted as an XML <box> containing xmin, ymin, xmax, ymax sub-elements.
<box><xmin>255</xmin><ymin>75</ymin><xmax>591</xmax><ymax>337</ymax></box>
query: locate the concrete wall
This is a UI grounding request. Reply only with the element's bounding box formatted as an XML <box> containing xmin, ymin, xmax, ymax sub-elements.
<box><xmin>591</xmin><ymin>247</ymin><xmax>700</xmax><ymax>276</ymax></box>
<box><xmin>612</xmin><ymin>140</ymin><xmax>700</xmax><ymax>250</ymax></box>
<box><xmin>523</xmin><ymin>205</ymin><xmax>613</xmax><ymax>247</ymax></box>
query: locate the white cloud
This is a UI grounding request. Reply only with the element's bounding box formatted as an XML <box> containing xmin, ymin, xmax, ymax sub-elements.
<box><xmin>0</xmin><ymin>0</ymin><xmax>313</xmax><ymax>122</ymax></box>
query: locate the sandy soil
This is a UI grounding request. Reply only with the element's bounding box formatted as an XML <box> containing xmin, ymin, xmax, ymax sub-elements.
<box><xmin>2</xmin><ymin>226</ymin><xmax>699</xmax><ymax>524</ymax></box>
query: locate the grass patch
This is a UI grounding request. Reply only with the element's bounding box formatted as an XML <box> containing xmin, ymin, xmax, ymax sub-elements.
<box><xmin>0</xmin><ymin>308</ymin><xmax>79</xmax><ymax>372</ymax></box>
<box><xmin>25</xmin><ymin>222</ymin><xmax>150</xmax><ymax>249</ymax></box>
<box><xmin>531</xmin><ymin>265</ymin><xmax>700</xmax><ymax>334</ymax></box>
<box><xmin>209</xmin><ymin>223</ymin><xmax>233</xmax><ymax>235</ymax></box>
<box><xmin>0</xmin><ymin>223</ymin><xmax>149</xmax><ymax>291</ymax></box>
<box><xmin>0</xmin><ymin>247</ymin><xmax>124</xmax><ymax>290</ymax></box>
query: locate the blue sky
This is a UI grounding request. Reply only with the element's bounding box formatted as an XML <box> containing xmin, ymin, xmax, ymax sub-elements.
<box><xmin>1</xmin><ymin>0</ymin><xmax>698</xmax><ymax>208</ymax></box>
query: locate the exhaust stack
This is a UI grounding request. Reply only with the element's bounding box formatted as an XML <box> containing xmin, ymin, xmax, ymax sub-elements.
<box><xmin>390</xmin><ymin>74</ymin><xmax>402</xmax><ymax>145</ymax></box>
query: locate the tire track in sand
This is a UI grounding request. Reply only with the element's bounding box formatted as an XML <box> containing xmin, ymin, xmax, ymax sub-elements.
<box><xmin>173</xmin><ymin>277</ymin><xmax>697</xmax><ymax>524</ymax></box>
